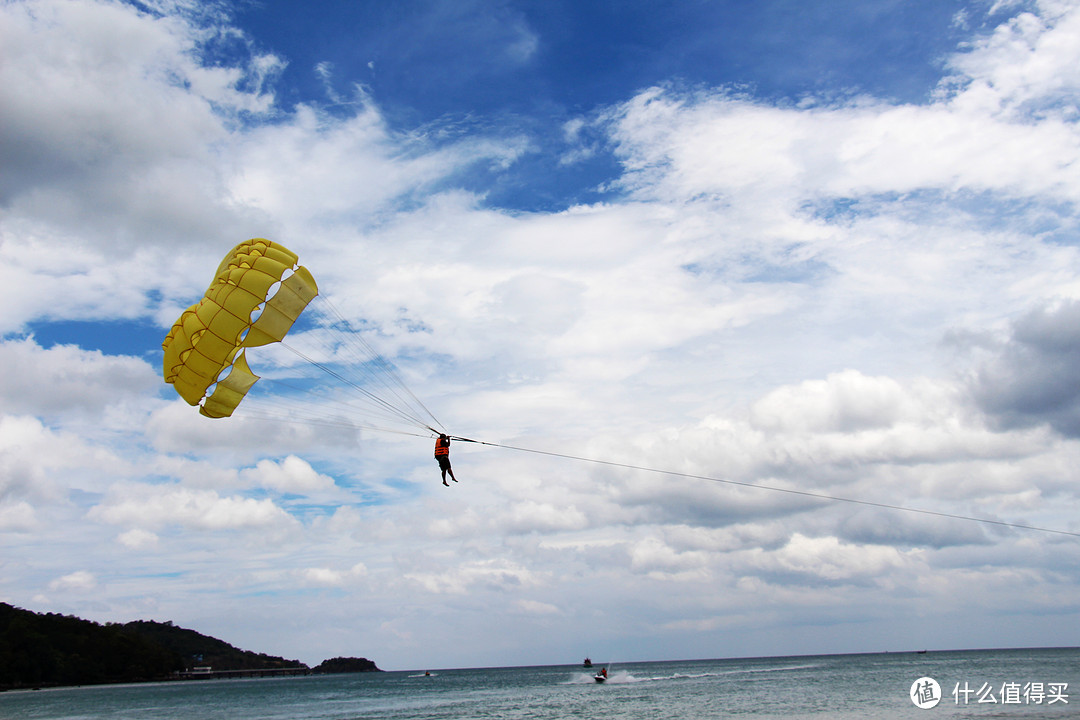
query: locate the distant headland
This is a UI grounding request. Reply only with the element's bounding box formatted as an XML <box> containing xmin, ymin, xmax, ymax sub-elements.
<box><xmin>0</xmin><ymin>603</ymin><xmax>380</xmax><ymax>691</ymax></box>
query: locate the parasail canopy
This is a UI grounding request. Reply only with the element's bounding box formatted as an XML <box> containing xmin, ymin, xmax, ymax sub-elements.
<box><xmin>162</xmin><ymin>238</ymin><xmax>318</xmax><ymax>418</ymax></box>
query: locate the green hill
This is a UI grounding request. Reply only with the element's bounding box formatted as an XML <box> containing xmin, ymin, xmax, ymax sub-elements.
<box><xmin>0</xmin><ymin>603</ymin><xmax>379</xmax><ymax>690</ymax></box>
<box><xmin>120</xmin><ymin>619</ymin><xmax>305</xmax><ymax>672</ymax></box>
<box><xmin>0</xmin><ymin>603</ymin><xmax>182</xmax><ymax>689</ymax></box>
<box><xmin>313</xmin><ymin>656</ymin><xmax>380</xmax><ymax>673</ymax></box>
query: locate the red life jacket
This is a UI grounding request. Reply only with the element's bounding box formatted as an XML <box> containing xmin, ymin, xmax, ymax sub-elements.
<box><xmin>434</xmin><ymin>437</ymin><xmax>450</xmax><ymax>456</ymax></box>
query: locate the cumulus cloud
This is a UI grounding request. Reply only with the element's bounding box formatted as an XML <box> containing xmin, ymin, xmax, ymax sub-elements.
<box><xmin>629</xmin><ymin>536</ymin><xmax>710</xmax><ymax>579</ymax></box>
<box><xmin>145</xmin><ymin>401</ymin><xmax>360</xmax><ymax>459</ymax></box>
<box><xmin>240</xmin><ymin>456</ymin><xmax>337</xmax><ymax>494</ymax></box>
<box><xmin>972</xmin><ymin>300</ymin><xmax>1080</xmax><ymax>437</ymax></box>
<box><xmin>516</xmin><ymin>599</ymin><xmax>559</xmax><ymax>615</ymax></box>
<box><xmin>0</xmin><ymin>414</ymin><xmax>124</xmax><ymax>503</ymax></box>
<box><xmin>300</xmin><ymin>563</ymin><xmax>367</xmax><ymax>587</ymax></box>
<box><xmin>0</xmin><ymin>500</ymin><xmax>37</xmax><ymax>532</ymax></box>
<box><xmin>504</xmin><ymin>501</ymin><xmax>588</xmax><ymax>534</ymax></box>
<box><xmin>838</xmin><ymin>509</ymin><xmax>992</xmax><ymax>549</ymax></box>
<box><xmin>741</xmin><ymin>533</ymin><xmax>914</xmax><ymax>586</ymax></box>
<box><xmin>751</xmin><ymin>370</ymin><xmax>917</xmax><ymax>433</ymax></box>
<box><xmin>117</xmin><ymin>527</ymin><xmax>160</xmax><ymax>549</ymax></box>
<box><xmin>405</xmin><ymin>559</ymin><xmax>544</xmax><ymax>595</ymax></box>
<box><xmin>225</xmin><ymin>104</ymin><xmax>528</xmax><ymax>231</ymax></box>
<box><xmin>48</xmin><ymin>570</ymin><xmax>97</xmax><ymax>592</ymax></box>
<box><xmin>746</xmin><ymin>371</ymin><xmax>1009</xmax><ymax>470</ymax></box>
<box><xmin>89</xmin><ymin>485</ymin><xmax>295</xmax><ymax>531</ymax></box>
<box><xmin>607</xmin><ymin>49</ymin><xmax>1080</xmax><ymax>210</ymax></box>
<box><xmin>0</xmin><ymin>338</ymin><xmax>158</xmax><ymax>416</ymax></box>
<box><xmin>4</xmin><ymin>0</ymin><xmax>1080</xmax><ymax>668</ymax></box>
<box><xmin>942</xmin><ymin>0</ymin><xmax>1080</xmax><ymax>117</ymax></box>
<box><xmin>0</xmin><ymin>0</ymin><xmax>277</xmax><ymax>248</ymax></box>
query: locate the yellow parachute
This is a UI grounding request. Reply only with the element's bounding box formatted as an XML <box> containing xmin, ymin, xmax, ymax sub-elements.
<box><xmin>162</xmin><ymin>239</ymin><xmax>318</xmax><ymax>418</ymax></box>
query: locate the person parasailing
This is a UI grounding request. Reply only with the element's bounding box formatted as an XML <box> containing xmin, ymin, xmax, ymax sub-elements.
<box><xmin>435</xmin><ymin>433</ymin><xmax>458</xmax><ymax>486</ymax></box>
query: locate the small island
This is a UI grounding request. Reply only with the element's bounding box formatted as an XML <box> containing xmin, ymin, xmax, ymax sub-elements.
<box><xmin>0</xmin><ymin>603</ymin><xmax>381</xmax><ymax>691</ymax></box>
<box><xmin>314</xmin><ymin>657</ymin><xmax>380</xmax><ymax>674</ymax></box>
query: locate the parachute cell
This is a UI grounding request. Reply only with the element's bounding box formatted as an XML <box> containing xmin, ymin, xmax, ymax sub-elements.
<box><xmin>162</xmin><ymin>239</ymin><xmax>318</xmax><ymax>418</ymax></box>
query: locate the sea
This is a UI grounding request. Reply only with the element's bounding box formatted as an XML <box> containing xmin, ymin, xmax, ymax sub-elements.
<box><xmin>2</xmin><ymin>647</ymin><xmax>1077</xmax><ymax>720</ymax></box>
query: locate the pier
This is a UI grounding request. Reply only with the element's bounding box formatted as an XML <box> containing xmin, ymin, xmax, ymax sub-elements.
<box><xmin>175</xmin><ymin>667</ymin><xmax>311</xmax><ymax>680</ymax></box>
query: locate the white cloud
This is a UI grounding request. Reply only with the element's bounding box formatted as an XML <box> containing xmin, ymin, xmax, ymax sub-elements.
<box><xmin>145</xmin><ymin>401</ymin><xmax>361</xmax><ymax>459</ymax></box>
<box><xmin>0</xmin><ymin>500</ymin><xmax>37</xmax><ymax>532</ymax></box>
<box><xmin>838</xmin><ymin>509</ymin><xmax>992</xmax><ymax>549</ymax></box>
<box><xmin>0</xmin><ymin>338</ymin><xmax>159</xmax><ymax>416</ymax></box>
<box><xmin>608</xmin><ymin>82</ymin><xmax>1080</xmax><ymax>210</ymax></box>
<box><xmin>971</xmin><ymin>299</ymin><xmax>1080</xmax><ymax>437</ymax></box>
<box><xmin>0</xmin><ymin>414</ymin><xmax>125</xmax><ymax>503</ymax></box>
<box><xmin>225</xmin><ymin>104</ymin><xmax>522</xmax><ymax>226</ymax></box>
<box><xmin>3</xmin><ymin>0</ymin><xmax>1080</xmax><ymax>670</ymax></box>
<box><xmin>943</xmin><ymin>0</ymin><xmax>1080</xmax><ymax>116</ymax></box>
<box><xmin>516</xmin><ymin>599</ymin><xmax>559</xmax><ymax>615</ymax></box>
<box><xmin>241</xmin><ymin>456</ymin><xmax>336</xmax><ymax>493</ymax></box>
<box><xmin>751</xmin><ymin>370</ymin><xmax>918</xmax><ymax>434</ymax></box>
<box><xmin>300</xmin><ymin>563</ymin><xmax>367</xmax><ymax>587</ymax></box>
<box><xmin>89</xmin><ymin>485</ymin><xmax>296</xmax><ymax>531</ymax></box>
<box><xmin>117</xmin><ymin>527</ymin><xmax>159</xmax><ymax>549</ymax></box>
<box><xmin>742</xmin><ymin>533</ymin><xmax>914</xmax><ymax>585</ymax></box>
<box><xmin>504</xmin><ymin>20</ymin><xmax>538</xmax><ymax>64</ymax></box>
<box><xmin>0</xmin><ymin>0</ymin><xmax>273</xmax><ymax>250</ymax></box>
<box><xmin>505</xmin><ymin>501</ymin><xmax>588</xmax><ymax>534</ymax></box>
<box><xmin>48</xmin><ymin>570</ymin><xmax>97</xmax><ymax>592</ymax></box>
<box><xmin>405</xmin><ymin>559</ymin><xmax>544</xmax><ymax>595</ymax></box>
<box><xmin>629</xmin><ymin>536</ymin><xmax>710</xmax><ymax>578</ymax></box>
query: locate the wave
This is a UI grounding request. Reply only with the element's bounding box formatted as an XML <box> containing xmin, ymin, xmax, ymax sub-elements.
<box><xmin>564</xmin><ymin>663</ymin><xmax>823</xmax><ymax>685</ymax></box>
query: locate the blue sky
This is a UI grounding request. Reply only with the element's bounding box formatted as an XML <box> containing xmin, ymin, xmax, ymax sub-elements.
<box><xmin>3</xmin><ymin>0</ymin><xmax>1080</xmax><ymax>672</ymax></box>
<box><xmin>221</xmin><ymin>0</ymin><xmax>973</xmax><ymax>213</ymax></box>
<box><xmin>236</xmin><ymin>0</ymin><xmax>965</xmax><ymax>110</ymax></box>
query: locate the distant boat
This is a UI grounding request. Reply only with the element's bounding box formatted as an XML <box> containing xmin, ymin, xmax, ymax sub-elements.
<box><xmin>583</xmin><ymin>657</ymin><xmax>593</xmax><ymax>668</ymax></box>
<box><xmin>916</xmin><ymin>650</ymin><xmax>927</xmax><ymax>654</ymax></box>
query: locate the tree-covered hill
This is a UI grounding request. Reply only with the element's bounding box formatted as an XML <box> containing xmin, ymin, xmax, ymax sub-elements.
<box><xmin>0</xmin><ymin>603</ymin><xmax>379</xmax><ymax>690</ymax></box>
<box><xmin>313</xmin><ymin>656</ymin><xmax>380</xmax><ymax>674</ymax></box>
<box><xmin>0</xmin><ymin>603</ymin><xmax>183</xmax><ymax>689</ymax></box>
<box><xmin>120</xmin><ymin>619</ymin><xmax>305</xmax><ymax>672</ymax></box>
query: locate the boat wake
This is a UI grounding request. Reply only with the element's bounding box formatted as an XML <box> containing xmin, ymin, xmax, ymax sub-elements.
<box><xmin>716</xmin><ymin>663</ymin><xmax>823</xmax><ymax>676</ymax></box>
<box><xmin>565</xmin><ymin>663</ymin><xmax>822</xmax><ymax>685</ymax></box>
<box><xmin>565</xmin><ymin>670</ymin><xmax>635</xmax><ymax>684</ymax></box>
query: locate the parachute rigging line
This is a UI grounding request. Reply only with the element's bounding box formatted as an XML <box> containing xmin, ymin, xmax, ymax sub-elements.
<box><xmin>225</xmin><ymin>372</ymin><xmax>433</xmax><ymax>436</ymax></box>
<box><xmin>277</xmin><ymin>338</ymin><xmax>439</xmax><ymax>433</ymax></box>
<box><xmin>448</xmin><ymin>436</ymin><xmax>1080</xmax><ymax>540</ymax></box>
<box><xmin>228</xmin><ymin>405</ymin><xmax>432</xmax><ymax>437</ymax></box>
<box><xmin>162</xmin><ymin>238</ymin><xmax>442</xmax><ymax>436</ymax></box>
<box><xmin>315</xmin><ymin>295</ymin><xmax>444</xmax><ymax>433</ymax></box>
<box><xmin>237</xmin><ymin>294</ymin><xmax>446</xmax><ymax>436</ymax></box>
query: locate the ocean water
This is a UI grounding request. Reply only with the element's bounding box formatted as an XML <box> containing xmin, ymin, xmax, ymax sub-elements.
<box><xmin>2</xmin><ymin>648</ymin><xmax>1077</xmax><ymax>719</ymax></box>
